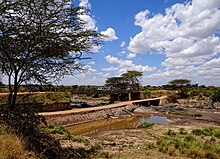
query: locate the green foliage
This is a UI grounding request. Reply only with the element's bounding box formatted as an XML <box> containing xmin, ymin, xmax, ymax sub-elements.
<box><xmin>179</xmin><ymin>128</ymin><xmax>187</xmax><ymax>135</ymax></box>
<box><xmin>141</xmin><ymin>122</ymin><xmax>154</xmax><ymax>128</ymax></box>
<box><xmin>147</xmin><ymin>128</ymin><xmax>220</xmax><ymax>159</ymax></box>
<box><xmin>121</xmin><ymin>71</ymin><xmax>143</xmax><ymax>91</ymax></box>
<box><xmin>192</xmin><ymin>127</ymin><xmax>220</xmax><ymax>138</ymax></box>
<box><xmin>165</xmin><ymin>129</ymin><xmax>176</xmax><ymax>136</ymax></box>
<box><xmin>192</xmin><ymin>113</ymin><xmax>202</xmax><ymax>117</ymax></box>
<box><xmin>167</xmin><ymin>94</ymin><xmax>179</xmax><ymax>103</ymax></box>
<box><xmin>210</xmin><ymin>89</ymin><xmax>220</xmax><ymax>102</ymax></box>
<box><xmin>46</xmin><ymin>125</ymin><xmax>70</xmax><ymax>137</ymax></box>
<box><xmin>169</xmin><ymin>79</ymin><xmax>191</xmax><ymax>87</ymax></box>
<box><xmin>169</xmin><ymin>111</ymin><xmax>188</xmax><ymax>116</ymax></box>
<box><xmin>169</xmin><ymin>79</ymin><xmax>191</xmax><ymax>97</ymax></box>
<box><xmin>105</xmin><ymin>70</ymin><xmax>143</xmax><ymax>91</ymax></box>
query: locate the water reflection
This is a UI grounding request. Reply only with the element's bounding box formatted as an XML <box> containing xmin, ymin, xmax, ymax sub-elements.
<box><xmin>66</xmin><ymin>115</ymin><xmax>219</xmax><ymax>136</ymax></box>
<box><xmin>136</xmin><ymin>116</ymin><xmax>170</xmax><ymax>127</ymax></box>
<box><xmin>66</xmin><ymin>116</ymin><xmax>140</xmax><ymax>136</ymax></box>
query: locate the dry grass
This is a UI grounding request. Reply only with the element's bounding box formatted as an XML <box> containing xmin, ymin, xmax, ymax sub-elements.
<box><xmin>150</xmin><ymin>90</ymin><xmax>174</xmax><ymax>98</ymax></box>
<box><xmin>0</xmin><ymin>126</ymin><xmax>36</xmax><ymax>159</ymax></box>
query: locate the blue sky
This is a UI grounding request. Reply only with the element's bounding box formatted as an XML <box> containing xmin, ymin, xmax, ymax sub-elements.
<box><xmin>1</xmin><ymin>0</ymin><xmax>219</xmax><ymax>86</ymax></box>
<box><xmin>61</xmin><ymin>0</ymin><xmax>220</xmax><ymax>86</ymax></box>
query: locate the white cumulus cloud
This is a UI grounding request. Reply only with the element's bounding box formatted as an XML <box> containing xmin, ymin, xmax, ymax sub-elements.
<box><xmin>128</xmin><ymin>0</ymin><xmax>220</xmax><ymax>85</ymax></box>
<box><xmin>105</xmin><ymin>55</ymin><xmax>156</xmax><ymax>73</ymax></box>
<box><xmin>101</xmin><ymin>28</ymin><xmax>118</xmax><ymax>41</ymax></box>
<box><xmin>127</xmin><ymin>53</ymin><xmax>136</xmax><ymax>59</ymax></box>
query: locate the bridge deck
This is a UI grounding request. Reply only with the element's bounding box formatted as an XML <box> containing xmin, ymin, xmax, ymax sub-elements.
<box><xmin>40</xmin><ymin>96</ymin><xmax>166</xmax><ymax>116</ymax></box>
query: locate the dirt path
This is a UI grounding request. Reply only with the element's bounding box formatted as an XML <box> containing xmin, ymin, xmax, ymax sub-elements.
<box><xmin>0</xmin><ymin>92</ymin><xmax>49</xmax><ymax>96</ymax></box>
<box><xmin>39</xmin><ymin>96</ymin><xmax>166</xmax><ymax>116</ymax></box>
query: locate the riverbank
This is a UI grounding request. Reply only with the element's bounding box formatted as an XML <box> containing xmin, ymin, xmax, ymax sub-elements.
<box><xmin>40</xmin><ymin>96</ymin><xmax>165</xmax><ymax>125</ymax></box>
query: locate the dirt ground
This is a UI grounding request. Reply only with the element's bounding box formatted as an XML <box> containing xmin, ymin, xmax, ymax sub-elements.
<box><xmin>77</xmin><ymin>106</ymin><xmax>220</xmax><ymax>159</ymax></box>
<box><xmin>88</xmin><ymin>123</ymin><xmax>220</xmax><ymax>159</ymax></box>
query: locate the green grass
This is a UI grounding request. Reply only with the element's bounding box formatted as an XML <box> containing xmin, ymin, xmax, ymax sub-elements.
<box><xmin>145</xmin><ymin>127</ymin><xmax>220</xmax><ymax>159</ymax></box>
<box><xmin>46</xmin><ymin>125</ymin><xmax>71</xmax><ymax>137</ymax></box>
<box><xmin>169</xmin><ymin>111</ymin><xmax>203</xmax><ymax>117</ymax></box>
<box><xmin>169</xmin><ymin>111</ymin><xmax>188</xmax><ymax>116</ymax></box>
<box><xmin>192</xmin><ymin>113</ymin><xmax>203</xmax><ymax>117</ymax></box>
<box><xmin>140</xmin><ymin>122</ymin><xmax>155</xmax><ymax>128</ymax></box>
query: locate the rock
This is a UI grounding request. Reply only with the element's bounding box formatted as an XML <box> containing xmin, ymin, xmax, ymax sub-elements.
<box><xmin>213</xmin><ymin>102</ymin><xmax>220</xmax><ymax>109</ymax></box>
<box><xmin>133</xmin><ymin>106</ymin><xmax>150</xmax><ymax>113</ymax></box>
<box><xmin>160</xmin><ymin>104</ymin><xmax>185</xmax><ymax>112</ymax></box>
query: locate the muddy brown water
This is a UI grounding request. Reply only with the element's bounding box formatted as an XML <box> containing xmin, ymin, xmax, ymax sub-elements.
<box><xmin>66</xmin><ymin>115</ymin><xmax>177</xmax><ymax>136</ymax></box>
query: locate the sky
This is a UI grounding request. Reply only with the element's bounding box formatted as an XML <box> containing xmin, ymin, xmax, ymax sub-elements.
<box><xmin>2</xmin><ymin>0</ymin><xmax>219</xmax><ymax>86</ymax></box>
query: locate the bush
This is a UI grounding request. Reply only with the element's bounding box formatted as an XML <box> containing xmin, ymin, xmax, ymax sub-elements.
<box><xmin>140</xmin><ymin>122</ymin><xmax>154</xmax><ymax>128</ymax></box>
<box><xmin>152</xmin><ymin>128</ymin><xmax>220</xmax><ymax>158</ymax></box>
<box><xmin>46</xmin><ymin>125</ymin><xmax>70</xmax><ymax>137</ymax></box>
<box><xmin>210</xmin><ymin>89</ymin><xmax>220</xmax><ymax>102</ymax></box>
<box><xmin>169</xmin><ymin>111</ymin><xmax>188</xmax><ymax>116</ymax></box>
<box><xmin>167</xmin><ymin>94</ymin><xmax>179</xmax><ymax>103</ymax></box>
<box><xmin>0</xmin><ymin>126</ymin><xmax>36</xmax><ymax>159</ymax></box>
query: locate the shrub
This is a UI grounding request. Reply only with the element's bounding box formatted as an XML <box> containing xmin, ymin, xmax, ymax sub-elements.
<box><xmin>179</xmin><ymin>128</ymin><xmax>187</xmax><ymax>135</ymax></box>
<box><xmin>165</xmin><ymin>129</ymin><xmax>176</xmax><ymax>136</ymax></box>
<box><xmin>167</xmin><ymin>94</ymin><xmax>179</xmax><ymax>103</ymax></box>
<box><xmin>210</xmin><ymin>89</ymin><xmax>220</xmax><ymax>102</ymax></box>
<box><xmin>192</xmin><ymin>113</ymin><xmax>202</xmax><ymax>117</ymax></box>
<box><xmin>169</xmin><ymin>111</ymin><xmax>188</xmax><ymax>116</ymax></box>
<box><xmin>140</xmin><ymin>122</ymin><xmax>154</xmax><ymax>128</ymax></box>
<box><xmin>146</xmin><ymin>128</ymin><xmax>220</xmax><ymax>159</ymax></box>
<box><xmin>0</xmin><ymin>126</ymin><xmax>36</xmax><ymax>159</ymax></box>
<box><xmin>46</xmin><ymin>125</ymin><xmax>71</xmax><ymax>137</ymax></box>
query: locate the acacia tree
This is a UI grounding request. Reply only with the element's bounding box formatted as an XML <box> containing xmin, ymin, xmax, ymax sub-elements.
<box><xmin>0</xmin><ymin>0</ymin><xmax>101</xmax><ymax>116</ymax></box>
<box><xmin>105</xmin><ymin>77</ymin><xmax>129</xmax><ymax>91</ymax></box>
<box><xmin>105</xmin><ymin>70</ymin><xmax>143</xmax><ymax>91</ymax></box>
<box><xmin>169</xmin><ymin>79</ymin><xmax>191</xmax><ymax>97</ymax></box>
<box><xmin>121</xmin><ymin>71</ymin><xmax>143</xmax><ymax>91</ymax></box>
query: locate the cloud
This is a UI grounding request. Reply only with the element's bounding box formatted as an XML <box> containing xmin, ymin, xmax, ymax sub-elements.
<box><xmin>79</xmin><ymin>0</ymin><xmax>91</xmax><ymax>9</ymax></box>
<box><xmin>89</xmin><ymin>45</ymin><xmax>101</xmax><ymax>53</ymax></box>
<box><xmin>128</xmin><ymin>0</ymin><xmax>220</xmax><ymax>85</ymax></box>
<box><xmin>127</xmin><ymin>53</ymin><xmax>136</xmax><ymax>59</ymax></box>
<box><xmin>101</xmin><ymin>28</ymin><xmax>118</xmax><ymax>41</ymax></box>
<box><xmin>102</xmin><ymin>67</ymin><xmax>119</xmax><ymax>72</ymax></box>
<box><xmin>88</xmin><ymin>61</ymin><xmax>95</xmax><ymax>65</ymax></box>
<box><xmin>78</xmin><ymin>0</ymin><xmax>97</xmax><ymax>30</ymax></box>
<box><xmin>105</xmin><ymin>55</ymin><xmax>156</xmax><ymax>73</ymax></box>
<box><xmin>120</xmin><ymin>41</ymin><xmax>126</xmax><ymax>47</ymax></box>
<box><xmin>82</xmin><ymin>65</ymin><xmax>96</xmax><ymax>73</ymax></box>
<box><xmin>105</xmin><ymin>55</ymin><xmax>120</xmax><ymax>64</ymax></box>
<box><xmin>129</xmin><ymin>0</ymin><xmax>220</xmax><ymax>54</ymax></box>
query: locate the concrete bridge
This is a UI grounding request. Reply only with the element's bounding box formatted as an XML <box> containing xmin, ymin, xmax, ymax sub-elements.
<box><xmin>40</xmin><ymin>96</ymin><xmax>167</xmax><ymax>125</ymax></box>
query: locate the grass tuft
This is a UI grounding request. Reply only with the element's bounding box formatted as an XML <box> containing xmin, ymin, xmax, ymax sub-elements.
<box><xmin>146</xmin><ymin>127</ymin><xmax>220</xmax><ymax>159</ymax></box>
<box><xmin>0</xmin><ymin>125</ymin><xmax>36</xmax><ymax>159</ymax></box>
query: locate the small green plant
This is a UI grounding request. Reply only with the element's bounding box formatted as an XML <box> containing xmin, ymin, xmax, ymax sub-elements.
<box><xmin>95</xmin><ymin>103</ymin><xmax>107</xmax><ymax>107</ymax></box>
<box><xmin>47</xmin><ymin>125</ymin><xmax>70</xmax><ymax>137</ymax></box>
<box><xmin>165</xmin><ymin>129</ymin><xmax>176</xmax><ymax>136</ymax></box>
<box><xmin>210</xmin><ymin>89</ymin><xmax>220</xmax><ymax>102</ymax></box>
<box><xmin>149</xmin><ymin>128</ymin><xmax>220</xmax><ymax>158</ymax></box>
<box><xmin>191</xmin><ymin>127</ymin><xmax>220</xmax><ymax>138</ymax></box>
<box><xmin>169</xmin><ymin>111</ymin><xmax>188</xmax><ymax>116</ymax></box>
<box><xmin>167</xmin><ymin>94</ymin><xmax>179</xmax><ymax>103</ymax></box>
<box><xmin>192</xmin><ymin>113</ymin><xmax>202</xmax><ymax>117</ymax></box>
<box><xmin>72</xmin><ymin>136</ymin><xmax>90</xmax><ymax>146</ymax></box>
<box><xmin>141</xmin><ymin>122</ymin><xmax>154</xmax><ymax>128</ymax></box>
<box><xmin>179</xmin><ymin>128</ymin><xmax>187</xmax><ymax>135</ymax></box>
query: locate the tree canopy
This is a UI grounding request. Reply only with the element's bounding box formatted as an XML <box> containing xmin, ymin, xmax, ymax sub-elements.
<box><xmin>0</xmin><ymin>0</ymin><xmax>101</xmax><ymax>112</ymax></box>
<box><xmin>105</xmin><ymin>70</ymin><xmax>143</xmax><ymax>91</ymax></box>
<box><xmin>169</xmin><ymin>79</ymin><xmax>191</xmax><ymax>97</ymax></box>
<box><xmin>169</xmin><ymin>79</ymin><xmax>191</xmax><ymax>87</ymax></box>
<box><xmin>105</xmin><ymin>77</ymin><xmax>129</xmax><ymax>91</ymax></box>
<box><xmin>121</xmin><ymin>71</ymin><xmax>143</xmax><ymax>91</ymax></box>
